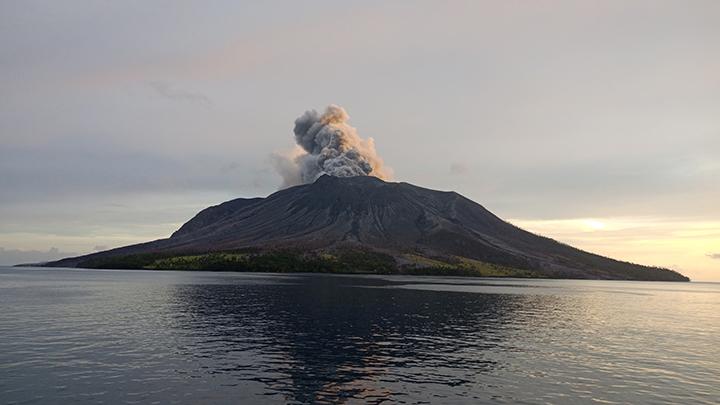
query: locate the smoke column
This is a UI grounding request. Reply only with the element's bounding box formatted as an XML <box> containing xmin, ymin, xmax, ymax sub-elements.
<box><xmin>273</xmin><ymin>105</ymin><xmax>390</xmax><ymax>187</ymax></box>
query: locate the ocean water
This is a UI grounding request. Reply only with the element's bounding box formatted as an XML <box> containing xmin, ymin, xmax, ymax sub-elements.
<box><xmin>0</xmin><ymin>267</ymin><xmax>718</xmax><ymax>404</ymax></box>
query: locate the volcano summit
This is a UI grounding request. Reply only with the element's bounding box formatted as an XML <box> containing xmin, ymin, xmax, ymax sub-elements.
<box><xmin>45</xmin><ymin>175</ymin><xmax>688</xmax><ymax>281</ymax></box>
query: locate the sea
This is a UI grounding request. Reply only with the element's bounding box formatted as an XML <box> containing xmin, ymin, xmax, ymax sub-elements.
<box><xmin>0</xmin><ymin>266</ymin><xmax>718</xmax><ymax>404</ymax></box>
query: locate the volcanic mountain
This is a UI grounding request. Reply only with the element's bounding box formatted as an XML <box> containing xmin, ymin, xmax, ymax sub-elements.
<box><xmin>46</xmin><ymin>175</ymin><xmax>688</xmax><ymax>281</ymax></box>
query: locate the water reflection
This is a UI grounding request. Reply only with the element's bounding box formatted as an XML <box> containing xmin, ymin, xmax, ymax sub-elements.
<box><xmin>4</xmin><ymin>269</ymin><xmax>717</xmax><ymax>404</ymax></box>
<box><xmin>169</xmin><ymin>275</ymin><xmax>543</xmax><ymax>403</ymax></box>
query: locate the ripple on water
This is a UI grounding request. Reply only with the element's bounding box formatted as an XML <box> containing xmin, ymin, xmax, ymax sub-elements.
<box><xmin>0</xmin><ymin>268</ymin><xmax>718</xmax><ymax>404</ymax></box>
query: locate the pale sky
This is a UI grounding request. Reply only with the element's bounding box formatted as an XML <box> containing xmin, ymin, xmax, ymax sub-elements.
<box><xmin>1</xmin><ymin>1</ymin><xmax>718</xmax><ymax>280</ymax></box>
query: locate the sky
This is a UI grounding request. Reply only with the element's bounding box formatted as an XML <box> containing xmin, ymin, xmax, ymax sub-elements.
<box><xmin>1</xmin><ymin>1</ymin><xmax>718</xmax><ymax>280</ymax></box>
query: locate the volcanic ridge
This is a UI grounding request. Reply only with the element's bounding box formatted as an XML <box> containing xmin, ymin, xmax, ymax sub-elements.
<box><xmin>45</xmin><ymin>175</ymin><xmax>689</xmax><ymax>281</ymax></box>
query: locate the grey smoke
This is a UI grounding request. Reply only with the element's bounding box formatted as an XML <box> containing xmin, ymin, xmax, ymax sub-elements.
<box><xmin>273</xmin><ymin>105</ymin><xmax>390</xmax><ymax>187</ymax></box>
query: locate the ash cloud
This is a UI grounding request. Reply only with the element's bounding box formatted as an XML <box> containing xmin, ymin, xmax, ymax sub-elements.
<box><xmin>273</xmin><ymin>105</ymin><xmax>390</xmax><ymax>188</ymax></box>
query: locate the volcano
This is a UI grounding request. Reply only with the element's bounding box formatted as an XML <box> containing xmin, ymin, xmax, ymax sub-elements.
<box><xmin>45</xmin><ymin>175</ymin><xmax>688</xmax><ymax>281</ymax></box>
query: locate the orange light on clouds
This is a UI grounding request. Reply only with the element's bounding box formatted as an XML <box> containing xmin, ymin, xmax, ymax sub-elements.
<box><xmin>510</xmin><ymin>217</ymin><xmax>720</xmax><ymax>281</ymax></box>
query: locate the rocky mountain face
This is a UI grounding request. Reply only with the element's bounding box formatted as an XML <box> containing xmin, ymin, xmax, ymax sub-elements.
<box><xmin>46</xmin><ymin>175</ymin><xmax>688</xmax><ymax>281</ymax></box>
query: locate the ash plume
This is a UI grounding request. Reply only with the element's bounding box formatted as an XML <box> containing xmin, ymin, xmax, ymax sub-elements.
<box><xmin>273</xmin><ymin>105</ymin><xmax>390</xmax><ymax>188</ymax></box>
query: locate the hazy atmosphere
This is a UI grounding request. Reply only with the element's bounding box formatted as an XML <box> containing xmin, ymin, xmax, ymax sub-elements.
<box><xmin>1</xmin><ymin>1</ymin><xmax>718</xmax><ymax>280</ymax></box>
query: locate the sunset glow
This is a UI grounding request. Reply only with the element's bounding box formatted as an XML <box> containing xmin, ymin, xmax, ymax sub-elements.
<box><xmin>511</xmin><ymin>217</ymin><xmax>720</xmax><ymax>281</ymax></box>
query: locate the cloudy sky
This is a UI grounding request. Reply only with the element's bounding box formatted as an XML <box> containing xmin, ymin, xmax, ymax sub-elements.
<box><xmin>1</xmin><ymin>1</ymin><xmax>718</xmax><ymax>280</ymax></box>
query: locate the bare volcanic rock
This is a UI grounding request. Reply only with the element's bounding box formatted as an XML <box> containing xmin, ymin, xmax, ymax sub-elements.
<box><xmin>45</xmin><ymin>175</ymin><xmax>689</xmax><ymax>281</ymax></box>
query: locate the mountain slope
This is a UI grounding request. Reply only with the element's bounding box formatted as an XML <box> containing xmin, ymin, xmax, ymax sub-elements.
<box><xmin>45</xmin><ymin>175</ymin><xmax>688</xmax><ymax>281</ymax></box>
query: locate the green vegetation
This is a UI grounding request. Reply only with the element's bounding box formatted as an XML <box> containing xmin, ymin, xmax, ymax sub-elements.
<box><xmin>77</xmin><ymin>248</ymin><xmax>537</xmax><ymax>278</ymax></box>
<box><xmin>145</xmin><ymin>253</ymin><xmax>250</xmax><ymax>271</ymax></box>
<box><xmin>79</xmin><ymin>249</ymin><xmax>396</xmax><ymax>274</ymax></box>
<box><xmin>401</xmin><ymin>254</ymin><xmax>541</xmax><ymax>278</ymax></box>
<box><xmin>79</xmin><ymin>252</ymin><xmax>170</xmax><ymax>270</ymax></box>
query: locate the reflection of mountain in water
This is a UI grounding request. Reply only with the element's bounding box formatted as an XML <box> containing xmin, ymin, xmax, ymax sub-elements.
<box><xmin>167</xmin><ymin>275</ymin><xmax>554</xmax><ymax>403</ymax></box>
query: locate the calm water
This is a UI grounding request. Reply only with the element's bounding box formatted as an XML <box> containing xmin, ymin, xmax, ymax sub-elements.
<box><xmin>1</xmin><ymin>267</ymin><xmax>718</xmax><ymax>404</ymax></box>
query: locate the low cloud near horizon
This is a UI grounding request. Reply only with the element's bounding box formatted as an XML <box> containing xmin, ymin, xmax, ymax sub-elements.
<box><xmin>707</xmin><ymin>253</ymin><xmax>720</xmax><ymax>260</ymax></box>
<box><xmin>0</xmin><ymin>247</ymin><xmax>77</xmax><ymax>266</ymax></box>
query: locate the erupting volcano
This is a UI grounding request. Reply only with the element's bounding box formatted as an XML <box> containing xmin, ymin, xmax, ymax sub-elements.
<box><xmin>45</xmin><ymin>106</ymin><xmax>688</xmax><ymax>281</ymax></box>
